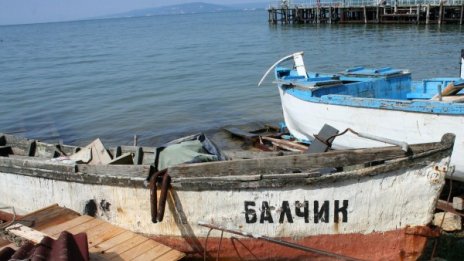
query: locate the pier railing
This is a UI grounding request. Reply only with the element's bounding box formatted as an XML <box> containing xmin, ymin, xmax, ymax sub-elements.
<box><xmin>269</xmin><ymin>0</ymin><xmax>464</xmax><ymax>8</ymax></box>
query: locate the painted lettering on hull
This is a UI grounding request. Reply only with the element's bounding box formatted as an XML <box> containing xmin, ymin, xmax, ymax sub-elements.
<box><xmin>244</xmin><ymin>200</ymin><xmax>348</xmax><ymax>224</ymax></box>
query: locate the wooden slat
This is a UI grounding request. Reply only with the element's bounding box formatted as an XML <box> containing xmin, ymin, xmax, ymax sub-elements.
<box><xmin>155</xmin><ymin>249</ymin><xmax>185</xmax><ymax>261</ymax></box>
<box><xmin>102</xmin><ymin>236</ymin><xmax>149</xmax><ymax>260</ymax></box>
<box><xmin>0</xmin><ymin>204</ymin><xmax>184</xmax><ymax>261</ymax></box>
<box><xmin>90</xmin><ymin>231</ymin><xmax>137</xmax><ymax>254</ymax></box>
<box><xmin>84</xmin><ymin>222</ymin><xmax>125</xmax><ymax>248</ymax></box>
<box><xmin>62</xmin><ymin>218</ymin><xmax>105</xmax><ymax>235</ymax></box>
<box><xmin>131</xmin><ymin>244</ymin><xmax>173</xmax><ymax>261</ymax></box>
<box><xmin>437</xmin><ymin>200</ymin><xmax>464</xmax><ymax>217</ymax></box>
<box><xmin>261</xmin><ymin>136</ymin><xmax>308</xmax><ymax>151</ymax></box>
<box><xmin>115</xmin><ymin>239</ymin><xmax>158</xmax><ymax>260</ymax></box>
<box><xmin>33</xmin><ymin>212</ymin><xmax>82</xmax><ymax>231</ymax></box>
<box><xmin>41</xmin><ymin>215</ymin><xmax>94</xmax><ymax>235</ymax></box>
<box><xmin>21</xmin><ymin>205</ymin><xmax>80</xmax><ymax>231</ymax></box>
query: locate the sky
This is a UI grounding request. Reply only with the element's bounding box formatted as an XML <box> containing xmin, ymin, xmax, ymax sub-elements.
<box><xmin>0</xmin><ymin>0</ymin><xmax>254</xmax><ymax>25</ymax></box>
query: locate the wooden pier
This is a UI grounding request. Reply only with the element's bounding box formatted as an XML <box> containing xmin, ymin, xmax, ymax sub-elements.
<box><xmin>268</xmin><ymin>0</ymin><xmax>464</xmax><ymax>24</ymax></box>
<box><xmin>0</xmin><ymin>205</ymin><xmax>185</xmax><ymax>260</ymax></box>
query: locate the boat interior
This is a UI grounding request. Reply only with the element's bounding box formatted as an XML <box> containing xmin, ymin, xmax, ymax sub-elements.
<box><xmin>276</xmin><ymin>66</ymin><xmax>464</xmax><ymax>102</ymax></box>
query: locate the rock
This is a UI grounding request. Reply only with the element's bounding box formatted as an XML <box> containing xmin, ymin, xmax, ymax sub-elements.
<box><xmin>433</xmin><ymin>212</ymin><xmax>462</xmax><ymax>232</ymax></box>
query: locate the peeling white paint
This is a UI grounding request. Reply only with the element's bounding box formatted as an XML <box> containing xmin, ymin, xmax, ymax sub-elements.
<box><xmin>0</xmin><ymin>158</ymin><xmax>447</xmax><ymax>239</ymax></box>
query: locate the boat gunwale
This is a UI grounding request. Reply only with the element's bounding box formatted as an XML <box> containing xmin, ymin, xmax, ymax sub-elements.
<box><xmin>0</xmin><ymin>134</ymin><xmax>455</xmax><ymax>190</ymax></box>
<box><xmin>280</xmin><ymin>84</ymin><xmax>464</xmax><ymax>115</ymax></box>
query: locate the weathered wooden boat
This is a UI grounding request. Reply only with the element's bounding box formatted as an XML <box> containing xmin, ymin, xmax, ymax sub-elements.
<box><xmin>0</xmin><ymin>132</ymin><xmax>456</xmax><ymax>260</ymax></box>
<box><xmin>259</xmin><ymin>50</ymin><xmax>464</xmax><ymax>182</ymax></box>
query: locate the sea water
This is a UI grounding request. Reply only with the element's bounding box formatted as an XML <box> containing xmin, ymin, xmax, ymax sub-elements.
<box><xmin>1</xmin><ymin>10</ymin><xmax>463</xmax><ymax>146</ymax></box>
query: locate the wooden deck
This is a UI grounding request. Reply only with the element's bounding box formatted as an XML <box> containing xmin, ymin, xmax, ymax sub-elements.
<box><xmin>0</xmin><ymin>205</ymin><xmax>184</xmax><ymax>261</ymax></box>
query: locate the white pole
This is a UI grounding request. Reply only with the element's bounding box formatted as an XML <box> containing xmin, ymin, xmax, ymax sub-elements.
<box><xmin>461</xmin><ymin>49</ymin><xmax>464</xmax><ymax>78</ymax></box>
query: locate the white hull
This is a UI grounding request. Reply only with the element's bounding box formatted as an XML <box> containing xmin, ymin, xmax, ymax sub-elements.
<box><xmin>279</xmin><ymin>88</ymin><xmax>464</xmax><ymax>181</ymax></box>
<box><xmin>0</xmin><ymin>157</ymin><xmax>448</xmax><ymax>239</ymax></box>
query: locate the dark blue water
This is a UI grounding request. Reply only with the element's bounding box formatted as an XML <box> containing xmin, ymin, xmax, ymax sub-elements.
<box><xmin>1</xmin><ymin>10</ymin><xmax>463</xmax><ymax>146</ymax></box>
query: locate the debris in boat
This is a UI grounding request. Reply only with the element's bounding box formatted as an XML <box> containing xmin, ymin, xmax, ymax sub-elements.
<box><xmin>154</xmin><ymin>133</ymin><xmax>226</xmax><ymax>171</ymax></box>
<box><xmin>48</xmin><ymin>156</ymin><xmax>75</xmax><ymax>164</ymax></box>
<box><xmin>224</xmin><ymin>124</ymin><xmax>309</xmax><ymax>152</ymax></box>
<box><xmin>69</xmin><ymin>147</ymin><xmax>91</xmax><ymax>163</ymax></box>
<box><xmin>261</xmin><ymin>136</ymin><xmax>308</xmax><ymax>151</ymax></box>
<box><xmin>433</xmin><ymin>212</ymin><xmax>462</xmax><ymax>232</ymax></box>
<box><xmin>224</xmin><ymin>126</ymin><xmax>261</xmax><ymax>142</ymax></box>
<box><xmin>69</xmin><ymin>138</ymin><xmax>111</xmax><ymax>165</ymax></box>
<box><xmin>308</xmin><ymin>124</ymin><xmax>339</xmax><ymax>154</ymax></box>
<box><xmin>108</xmin><ymin>152</ymin><xmax>133</xmax><ymax>165</ymax></box>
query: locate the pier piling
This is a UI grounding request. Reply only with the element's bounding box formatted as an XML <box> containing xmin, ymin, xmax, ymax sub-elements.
<box><xmin>267</xmin><ymin>0</ymin><xmax>464</xmax><ymax>24</ymax></box>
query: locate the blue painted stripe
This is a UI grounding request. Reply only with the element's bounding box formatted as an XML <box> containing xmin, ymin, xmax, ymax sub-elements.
<box><xmin>281</xmin><ymin>87</ymin><xmax>464</xmax><ymax>115</ymax></box>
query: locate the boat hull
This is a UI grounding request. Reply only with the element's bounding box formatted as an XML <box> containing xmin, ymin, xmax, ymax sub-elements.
<box><xmin>0</xmin><ymin>153</ymin><xmax>449</xmax><ymax>260</ymax></box>
<box><xmin>152</xmin><ymin>226</ymin><xmax>435</xmax><ymax>260</ymax></box>
<box><xmin>279</xmin><ymin>87</ymin><xmax>464</xmax><ymax>181</ymax></box>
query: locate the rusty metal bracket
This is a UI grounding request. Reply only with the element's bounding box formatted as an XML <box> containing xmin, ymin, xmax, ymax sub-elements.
<box><xmin>405</xmin><ymin>226</ymin><xmax>441</xmax><ymax>238</ymax></box>
<box><xmin>148</xmin><ymin>169</ymin><xmax>171</xmax><ymax>223</ymax></box>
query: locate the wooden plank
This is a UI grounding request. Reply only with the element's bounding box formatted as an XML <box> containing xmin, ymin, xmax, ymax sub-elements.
<box><xmin>0</xmin><ymin>157</ymin><xmax>76</xmax><ymax>174</ymax></box>
<box><xmin>437</xmin><ymin>200</ymin><xmax>464</xmax><ymax>217</ymax></box>
<box><xmin>224</xmin><ymin>127</ymin><xmax>260</xmax><ymax>141</ymax></box>
<box><xmin>19</xmin><ymin>204</ymin><xmax>80</xmax><ymax>230</ymax></box>
<box><xmin>61</xmin><ymin>218</ymin><xmax>105</xmax><ymax>235</ymax></box>
<box><xmin>33</xmin><ymin>212</ymin><xmax>82</xmax><ymax>231</ymax></box>
<box><xmin>83</xmin><ymin>222</ymin><xmax>125</xmax><ymax>248</ymax></box>
<box><xmin>102</xmin><ymin>236</ymin><xmax>149</xmax><ymax>260</ymax></box>
<box><xmin>155</xmin><ymin>249</ymin><xmax>185</xmax><ymax>261</ymax></box>
<box><xmin>108</xmin><ymin>152</ymin><xmax>133</xmax><ymax>165</ymax></box>
<box><xmin>261</xmin><ymin>137</ymin><xmax>308</xmax><ymax>151</ymax></box>
<box><xmin>131</xmin><ymin>244</ymin><xmax>173</xmax><ymax>261</ymax></box>
<box><xmin>41</xmin><ymin>215</ymin><xmax>94</xmax><ymax>235</ymax></box>
<box><xmin>134</xmin><ymin>147</ymin><xmax>143</xmax><ymax>165</ymax></box>
<box><xmin>70</xmin><ymin>147</ymin><xmax>92</xmax><ymax>163</ymax></box>
<box><xmin>90</xmin><ymin>231</ymin><xmax>137</xmax><ymax>254</ymax></box>
<box><xmin>115</xmin><ymin>239</ymin><xmax>158</xmax><ymax>260</ymax></box>
<box><xmin>76</xmin><ymin>164</ymin><xmax>150</xmax><ymax>178</ymax></box>
<box><xmin>5</xmin><ymin>224</ymin><xmax>55</xmax><ymax>244</ymax></box>
<box><xmin>223</xmin><ymin>149</ymin><xmax>300</xmax><ymax>159</ymax></box>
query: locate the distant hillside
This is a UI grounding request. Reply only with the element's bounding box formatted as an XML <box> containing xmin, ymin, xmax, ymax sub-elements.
<box><xmin>107</xmin><ymin>2</ymin><xmax>236</xmax><ymax>18</ymax></box>
<box><xmin>228</xmin><ymin>2</ymin><xmax>269</xmax><ymax>10</ymax></box>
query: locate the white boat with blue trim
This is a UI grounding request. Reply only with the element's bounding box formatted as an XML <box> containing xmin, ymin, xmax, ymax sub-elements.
<box><xmin>260</xmin><ymin>50</ymin><xmax>464</xmax><ymax>181</ymax></box>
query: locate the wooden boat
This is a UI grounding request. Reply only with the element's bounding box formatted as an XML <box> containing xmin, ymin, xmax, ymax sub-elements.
<box><xmin>0</xmin><ymin>131</ymin><xmax>456</xmax><ymax>260</ymax></box>
<box><xmin>259</xmin><ymin>50</ymin><xmax>464</xmax><ymax>182</ymax></box>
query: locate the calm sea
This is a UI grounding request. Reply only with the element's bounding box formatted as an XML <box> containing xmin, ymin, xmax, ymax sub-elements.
<box><xmin>1</xmin><ymin>10</ymin><xmax>463</xmax><ymax>146</ymax></box>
